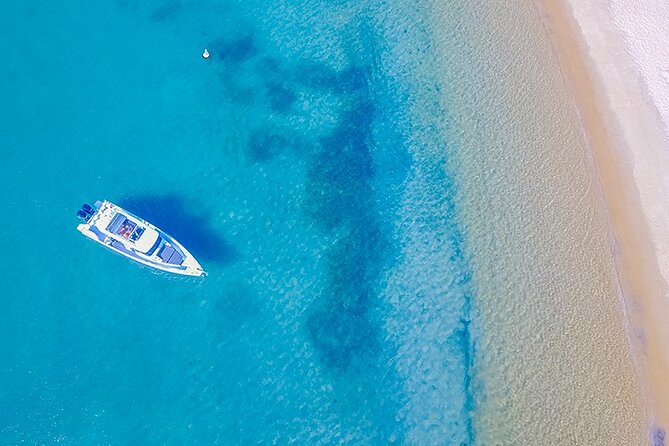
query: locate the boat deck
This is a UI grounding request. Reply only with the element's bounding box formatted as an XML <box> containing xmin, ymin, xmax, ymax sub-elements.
<box><xmin>77</xmin><ymin>200</ymin><xmax>206</xmax><ymax>276</ymax></box>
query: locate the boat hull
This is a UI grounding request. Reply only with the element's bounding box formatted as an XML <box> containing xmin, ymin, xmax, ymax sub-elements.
<box><xmin>76</xmin><ymin>200</ymin><xmax>206</xmax><ymax>277</ymax></box>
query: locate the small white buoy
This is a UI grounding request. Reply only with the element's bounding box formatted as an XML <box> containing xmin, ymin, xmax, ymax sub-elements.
<box><xmin>202</xmin><ymin>48</ymin><xmax>210</xmax><ymax>59</ymax></box>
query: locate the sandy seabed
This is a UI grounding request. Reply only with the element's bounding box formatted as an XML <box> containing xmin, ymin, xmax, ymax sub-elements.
<box><xmin>421</xmin><ymin>0</ymin><xmax>648</xmax><ymax>443</ymax></box>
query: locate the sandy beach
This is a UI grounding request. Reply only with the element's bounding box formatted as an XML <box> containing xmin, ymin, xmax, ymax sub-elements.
<box><xmin>537</xmin><ymin>0</ymin><xmax>669</xmax><ymax>437</ymax></box>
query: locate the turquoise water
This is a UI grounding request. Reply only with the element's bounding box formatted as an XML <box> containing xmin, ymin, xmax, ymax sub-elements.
<box><xmin>0</xmin><ymin>1</ymin><xmax>477</xmax><ymax>444</ymax></box>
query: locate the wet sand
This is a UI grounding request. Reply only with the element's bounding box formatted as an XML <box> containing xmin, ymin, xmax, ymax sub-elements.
<box><xmin>537</xmin><ymin>0</ymin><xmax>669</xmax><ymax>436</ymax></box>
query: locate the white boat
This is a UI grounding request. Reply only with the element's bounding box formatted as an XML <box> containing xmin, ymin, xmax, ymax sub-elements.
<box><xmin>76</xmin><ymin>200</ymin><xmax>206</xmax><ymax>277</ymax></box>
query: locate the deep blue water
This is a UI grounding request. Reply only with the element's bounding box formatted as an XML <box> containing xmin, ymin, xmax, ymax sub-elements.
<box><xmin>0</xmin><ymin>1</ymin><xmax>476</xmax><ymax>443</ymax></box>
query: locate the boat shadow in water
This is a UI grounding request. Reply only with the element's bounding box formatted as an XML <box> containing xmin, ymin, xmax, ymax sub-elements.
<box><xmin>118</xmin><ymin>195</ymin><xmax>238</xmax><ymax>266</ymax></box>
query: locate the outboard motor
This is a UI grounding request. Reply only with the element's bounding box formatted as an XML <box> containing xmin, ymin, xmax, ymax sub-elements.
<box><xmin>76</xmin><ymin>209</ymin><xmax>90</xmax><ymax>222</ymax></box>
<box><xmin>82</xmin><ymin>203</ymin><xmax>95</xmax><ymax>215</ymax></box>
<box><xmin>77</xmin><ymin>203</ymin><xmax>96</xmax><ymax>222</ymax></box>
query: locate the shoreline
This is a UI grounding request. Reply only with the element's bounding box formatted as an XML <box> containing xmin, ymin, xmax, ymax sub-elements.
<box><xmin>535</xmin><ymin>0</ymin><xmax>669</xmax><ymax>436</ymax></box>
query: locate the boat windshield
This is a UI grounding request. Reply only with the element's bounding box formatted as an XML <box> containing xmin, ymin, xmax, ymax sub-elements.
<box><xmin>145</xmin><ymin>236</ymin><xmax>163</xmax><ymax>256</ymax></box>
<box><xmin>130</xmin><ymin>226</ymin><xmax>145</xmax><ymax>242</ymax></box>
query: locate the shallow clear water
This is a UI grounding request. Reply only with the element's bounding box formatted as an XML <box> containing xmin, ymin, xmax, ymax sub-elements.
<box><xmin>0</xmin><ymin>1</ymin><xmax>473</xmax><ymax>444</ymax></box>
<box><xmin>0</xmin><ymin>0</ymin><xmax>646</xmax><ymax>444</ymax></box>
